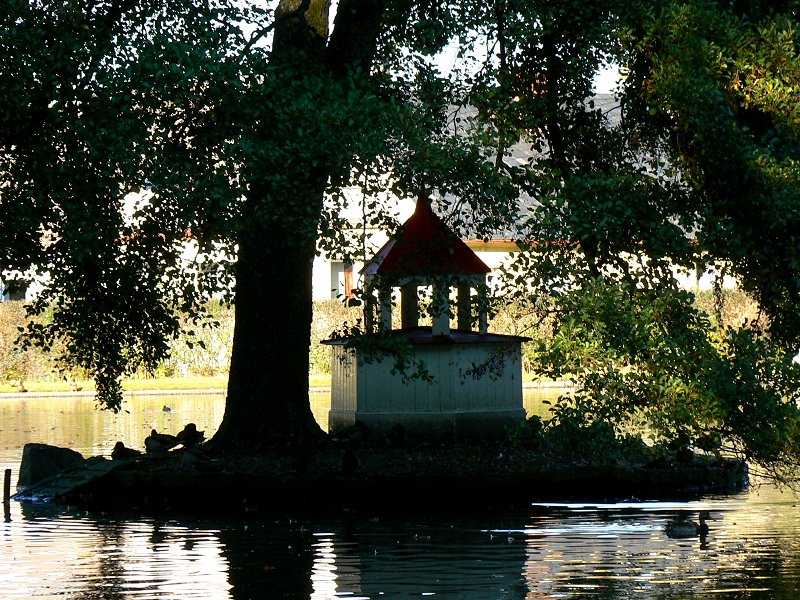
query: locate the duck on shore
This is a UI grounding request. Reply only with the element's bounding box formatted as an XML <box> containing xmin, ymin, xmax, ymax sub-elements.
<box><xmin>145</xmin><ymin>429</ymin><xmax>180</xmax><ymax>453</ymax></box>
<box><xmin>665</xmin><ymin>510</ymin><xmax>713</xmax><ymax>538</ymax></box>
<box><xmin>111</xmin><ymin>441</ymin><xmax>142</xmax><ymax>460</ymax></box>
<box><xmin>176</xmin><ymin>423</ymin><xmax>205</xmax><ymax>448</ymax></box>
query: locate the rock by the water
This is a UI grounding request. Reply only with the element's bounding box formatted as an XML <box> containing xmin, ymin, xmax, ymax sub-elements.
<box><xmin>17</xmin><ymin>443</ymin><xmax>85</xmax><ymax>492</ymax></box>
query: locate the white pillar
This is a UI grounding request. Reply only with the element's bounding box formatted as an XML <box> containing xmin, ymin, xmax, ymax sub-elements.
<box><xmin>363</xmin><ymin>285</ymin><xmax>375</xmax><ymax>333</ymax></box>
<box><xmin>379</xmin><ymin>285</ymin><xmax>392</xmax><ymax>331</ymax></box>
<box><xmin>431</xmin><ymin>281</ymin><xmax>450</xmax><ymax>336</ymax></box>
<box><xmin>401</xmin><ymin>282</ymin><xmax>419</xmax><ymax>329</ymax></box>
<box><xmin>457</xmin><ymin>282</ymin><xmax>472</xmax><ymax>331</ymax></box>
<box><xmin>477</xmin><ymin>282</ymin><xmax>488</xmax><ymax>334</ymax></box>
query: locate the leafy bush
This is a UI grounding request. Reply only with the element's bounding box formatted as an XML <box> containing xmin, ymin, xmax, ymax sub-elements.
<box><xmin>525</xmin><ymin>278</ymin><xmax>800</xmax><ymax>483</ymax></box>
<box><xmin>0</xmin><ymin>301</ymin><xmax>59</xmax><ymax>386</ymax></box>
<box><xmin>507</xmin><ymin>415</ymin><xmax>544</xmax><ymax>449</ymax></box>
<box><xmin>309</xmin><ymin>300</ymin><xmax>361</xmax><ymax>374</ymax></box>
<box><xmin>0</xmin><ymin>299</ymin><xmax>364</xmax><ymax>382</ymax></box>
<box><xmin>162</xmin><ymin>301</ymin><xmax>235</xmax><ymax>378</ymax></box>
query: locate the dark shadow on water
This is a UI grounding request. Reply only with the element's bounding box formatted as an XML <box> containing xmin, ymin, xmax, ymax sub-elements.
<box><xmin>217</xmin><ymin>518</ymin><xmax>317</xmax><ymax>600</ymax></box>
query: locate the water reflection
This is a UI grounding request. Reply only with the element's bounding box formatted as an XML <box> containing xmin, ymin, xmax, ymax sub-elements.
<box><xmin>2</xmin><ymin>392</ymin><xmax>800</xmax><ymax>598</ymax></box>
<box><xmin>319</xmin><ymin>516</ymin><xmax>530</xmax><ymax>598</ymax></box>
<box><xmin>517</xmin><ymin>498</ymin><xmax>800</xmax><ymax>598</ymax></box>
<box><xmin>8</xmin><ymin>502</ymin><xmax>231</xmax><ymax>599</ymax></box>
<box><xmin>4</xmin><ymin>488</ymin><xmax>800</xmax><ymax>598</ymax></box>
<box><xmin>0</xmin><ymin>388</ymin><xmax>552</xmax><ymax>484</ymax></box>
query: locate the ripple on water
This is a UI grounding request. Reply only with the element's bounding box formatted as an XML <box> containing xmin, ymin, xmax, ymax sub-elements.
<box><xmin>2</xmin><ymin>494</ymin><xmax>800</xmax><ymax>599</ymax></box>
<box><xmin>2</xmin><ymin>512</ymin><xmax>232</xmax><ymax>600</ymax></box>
<box><xmin>3</xmin><ymin>395</ymin><xmax>800</xmax><ymax>598</ymax></box>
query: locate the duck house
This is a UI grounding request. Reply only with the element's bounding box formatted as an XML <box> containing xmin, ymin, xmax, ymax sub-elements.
<box><xmin>323</xmin><ymin>195</ymin><xmax>528</xmax><ymax>441</ymax></box>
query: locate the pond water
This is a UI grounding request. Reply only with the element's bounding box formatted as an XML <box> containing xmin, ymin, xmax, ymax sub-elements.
<box><xmin>1</xmin><ymin>390</ymin><xmax>799</xmax><ymax>599</ymax></box>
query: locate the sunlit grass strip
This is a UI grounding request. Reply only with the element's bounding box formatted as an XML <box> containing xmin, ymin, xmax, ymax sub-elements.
<box><xmin>3</xmin><ymin>374</ymin><xmax>336</xmax><ymax>394</ymax></box>
<box><xmin>8</xmin><ymin>372</ymin><xmax>568</xmax><ymax>393</ymax></box>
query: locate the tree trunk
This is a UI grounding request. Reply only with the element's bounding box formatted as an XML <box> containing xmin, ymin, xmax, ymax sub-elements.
<box><xmin>211</xmin><ymin>0</ymin><xmax>386</xmax><ymax>454</ymax></box>
<box><xmin>212</xmin><ymin>198</ymin><xmax>324</xmax><ymax>453</ymax></box>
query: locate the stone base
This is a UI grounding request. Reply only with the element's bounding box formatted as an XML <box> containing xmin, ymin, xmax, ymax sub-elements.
<box><xmin>328</xmin><ymin>408</ymin><xmax>527</xmax><ymax>443</ymax></box>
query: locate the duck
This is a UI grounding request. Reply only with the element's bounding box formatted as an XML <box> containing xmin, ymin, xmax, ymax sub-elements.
<box><xmin>111</xmin><ymin>441</ymin><xmax>142</xmax><ymax>460</ymax></box>
<box><xmin>176</xmin><ymin>423</ymin><xmax>205</xmax><ymax>448</ymax></box>
<box><xmin>145</xmin><ymin>429</ymin><xmax>180</xmax><ymax>453</ymax></box>
<box><xmin>665</xmin><ymin>510</ymin><xmax>713</xmax><ymax>538</ymax></box>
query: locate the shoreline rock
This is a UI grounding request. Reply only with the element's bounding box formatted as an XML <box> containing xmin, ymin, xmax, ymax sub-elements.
<box><xmin>16</xmin><ymin>443</ymin><xmax>86</xmax><ymax>493</ymax></box>
<box><xmin>16</xmin><ymin>443</ymin><xmax>749</xmax><ymax>515</ymax></box>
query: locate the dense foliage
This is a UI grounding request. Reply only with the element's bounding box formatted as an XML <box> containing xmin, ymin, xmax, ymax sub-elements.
<box><xmin>479</xmin><ymin>0</ymin><xmax>800</xmax><ymax>481</ymax></box>
<box><xmin>3</xmin><ymin>0</ymin><xmax>800</xmax><ymax>469</ymax></box>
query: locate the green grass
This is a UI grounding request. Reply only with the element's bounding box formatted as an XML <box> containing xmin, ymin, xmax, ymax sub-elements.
<box><xmin>7</xmin><ymin>372</ymin><xmax>558</xmax><ymax>394</ymax></box>
<box><xmin>4</xmin><ymin>374</ymin><xmax>334</xmax><ymax>394</ymax></box>
<box><xmin>309</xmin><ymin>373</ymin><xmax>332</xmax><ymax>387</ymax></box>
<box><xmin>522</xmin><ymin>372</ymin><xmax>575</xmax><ymax>384</ymax></box>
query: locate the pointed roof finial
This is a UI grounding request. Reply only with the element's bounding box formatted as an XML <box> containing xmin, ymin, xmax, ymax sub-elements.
<box><xmin>362</xmin><ymin>194</ymin><xmax>490</xmax><ymax>276</ymax></box>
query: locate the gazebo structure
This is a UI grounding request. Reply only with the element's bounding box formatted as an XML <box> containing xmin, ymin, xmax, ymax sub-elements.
<box><xmin>324</xmin><ymin>195</ymin><xmax>528</xmax><ymax>441</ymax></box>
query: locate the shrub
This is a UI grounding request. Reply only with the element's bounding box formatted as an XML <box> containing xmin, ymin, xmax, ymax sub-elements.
<box><xmin>0</xmin><ymin>301</ymin><xmax>58</xmax><ymax>385</ymax></box>
<box><xmin>310</xmin><ymin>299</ymin><xmax>361</xmax><ymax>374</ymax></box>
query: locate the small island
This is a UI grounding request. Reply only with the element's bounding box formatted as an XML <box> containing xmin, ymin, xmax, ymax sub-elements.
<box><xmin>14</xmin><ymin>421</ymin><xmax>748</xmax><ymax>515</ymax></box>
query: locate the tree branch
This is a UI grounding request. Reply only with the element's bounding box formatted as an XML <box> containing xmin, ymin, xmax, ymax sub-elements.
<box><xmin>272</xmin><ymin>0</ymin><xmax>329</xmax><ymax>55</ymax></box>
<box><xmin>327</xmin><ymin>0</ymin><xmax>386</xmax><ymax>73</ymax></box>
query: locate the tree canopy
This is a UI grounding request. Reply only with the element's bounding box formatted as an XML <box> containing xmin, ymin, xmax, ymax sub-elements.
<box><xmin>3</xmin><ymin>0</ymin><xmax>800</xmax><ymax>475</ymax></box>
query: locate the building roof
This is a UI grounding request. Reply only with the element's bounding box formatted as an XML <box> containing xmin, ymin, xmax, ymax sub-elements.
<box><xmin>322</xmin><ymin>326</ymin><xmax>529</xmax><ymax>345</ymax></box>
<box><xmin>362</xmin><ymin>195</ymin><xmax>491</xmax><ymax>277</ymax></box>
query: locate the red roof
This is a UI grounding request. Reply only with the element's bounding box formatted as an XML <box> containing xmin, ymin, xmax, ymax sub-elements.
<box><xmin>363</xmin><ymin>196</ymin><xmax>490</xmax><ymax>276</ymax></box>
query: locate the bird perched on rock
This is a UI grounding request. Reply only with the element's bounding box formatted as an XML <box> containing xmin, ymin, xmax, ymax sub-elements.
<box><xmin>145</xmin><ymin>429</ymin><xmax>180</xmax><ymax>453</ymax></box>
<box><xmin>176</xmin><ymin>423</ymin><xmax>205</xmax><ymax>448</ymax></box>
<box><xmin>111</xmin><ymin>441</ymin><xmax>142</xmax><ymax>460</ymax></box>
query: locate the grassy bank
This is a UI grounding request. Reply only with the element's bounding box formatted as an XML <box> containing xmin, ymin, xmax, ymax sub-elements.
<box><xmin>3</xmin><ymin>372</ymin><xmax>555</xmax><ymax>394</ymax></box>
<box><xmin>3</xmin><ymin>373</ymin><xmax>336</xmax><ymax>394</ymax></box>
<box><xmin>2</xmin><ymin>293</ymin><xmax>757</xmax><ymax>394</ymax></box>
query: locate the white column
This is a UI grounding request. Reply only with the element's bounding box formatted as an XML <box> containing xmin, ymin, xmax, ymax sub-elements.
<box><xmin>400</xmin><ymin>282</ymin><xmax>419</xmax><ymax>329</ymax></box>
<box><xmin>431</xmin><ymin>281</ymin><xmax>450</xmax><ymax>336</ymax></box>
<box><xmin>379</xmin><ymin>285</ymin><xmax>392</xmax><ymax>331</ymax></box>
<box><xmin>363</xmin><ymin>284</ymin><xmax>375</xmax><ymax>333</ymax></box>
<box><xmin>477</xmin><ymin>281</ymin><xmax>488</xmax><ymax>334</ymax></box>
<box><xmin>456</xmin><ymin>282</ymin><xmax>472</xmax><ymax>331</ymax></box>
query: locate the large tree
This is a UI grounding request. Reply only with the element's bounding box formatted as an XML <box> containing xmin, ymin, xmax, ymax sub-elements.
<box><xmin>4</xmin><ymin>0</ymin><xmax>800</xmax><ymax>473</ymax></box>
<box><xmin>0</xmin><ymin>0</ymin><xmax>512</xmax><ymax>453</ymax></box>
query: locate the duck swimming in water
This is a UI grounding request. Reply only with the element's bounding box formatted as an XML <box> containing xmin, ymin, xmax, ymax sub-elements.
<box><xmin>145</xmin><ymin>429</ymin><xmax>180</xmax><ymax>453</ymax></box>
<box><xmin>665</xmin><ymin>510</ymin><xmax>713</xmax><ymax>538</ymax></box>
